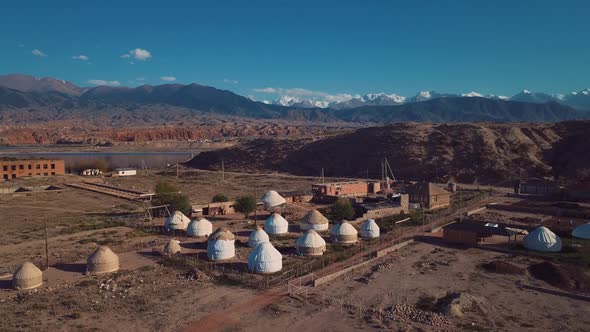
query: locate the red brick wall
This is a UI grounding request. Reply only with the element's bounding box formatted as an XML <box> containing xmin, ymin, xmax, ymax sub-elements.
<box><xmin>0</xmin><ymin>160</ymin><xmax>65</xmax><ymax>180</ymax></box>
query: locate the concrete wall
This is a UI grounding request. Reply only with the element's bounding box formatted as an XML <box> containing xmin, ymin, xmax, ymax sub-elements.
<box><xmin>1</xmin><ymin>159</ymin><xmax>65</xmax><ymax>180</ymax></box>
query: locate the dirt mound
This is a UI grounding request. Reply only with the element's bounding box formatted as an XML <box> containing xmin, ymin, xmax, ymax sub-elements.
<box><xmin>434</xmin><ymin>292</ymin><xmax>492</xmax><ymax>318</ymax></box>
<box><xmin>481</xmin><ymin>260</ymin><xmax>526</xmax><ymax>275</ymax></box>
<box><xmin>529</xmin><ymin>262</ymin><xmax>590</xmax><ymax>293</ymax></box>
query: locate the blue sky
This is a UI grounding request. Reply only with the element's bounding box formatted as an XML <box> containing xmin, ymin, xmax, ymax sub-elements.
<box><xmin>1</xmin><ymin>0</ymin><xmax>589</xmax><ymax>102</ymax></box>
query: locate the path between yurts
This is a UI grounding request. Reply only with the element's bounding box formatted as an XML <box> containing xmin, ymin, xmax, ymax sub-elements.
<box><xmin>183</xmin><ymin>237</ymin><xmax>392</xmax><ymax>331</ymax></box>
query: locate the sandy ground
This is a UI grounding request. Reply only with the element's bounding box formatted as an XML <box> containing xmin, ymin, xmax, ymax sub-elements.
<box><xmin>241</xmin><ymin>241</ymin><xmax>590</xmax><ymax>332</ymax></box>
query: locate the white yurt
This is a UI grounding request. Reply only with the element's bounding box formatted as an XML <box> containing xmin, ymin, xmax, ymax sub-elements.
<box><xmin>165</xmin><ymin>211</ymin><xmax>190</xmax><ymax>231</ymax></box>
<box><xmin>248</xmin><ymin>226</ymin><xmax>270</xmax><ymax>248</ymax></box>
<box><xmin>572</xmin><ymin>223</ymin><xmax>590</xmax><ymax>240</ymax></box>
<box><xmin>331</xmin><ymin>222</ymin><xmax>358</xmax><ymax>244</ymax></box>
<box><xmin>360</xmin><ymin>219</ymin><xmax>380</xmax><ymax>238</ymax></box>
<box><xmin>261</xmin><ymin>190</ymin><xmax>286</xmax><ymax>210</ymax></box>
<box><xmin>264</xmin><ymin>213</ymin><xmax>289</xmax><ymax>235</ymax></box>
<box><xmin>523</xmin><ymin>226</ymin><xmax>562</xmax><ymax>252</ymax></box>
<box><xmin>207</xmin><ymin>227</ymin><xmax>236</xmax><ymax>261</ymax></box>
<box><xmin>163</xmin><ymin>239</ymin><xmax>181</xmax><ymax>256</ymax></box>
<box><xmin>87</xmin><ymin>246</ymin><xmax>120</xmax><ymax>274</ymax></box>
<box><xmin>187</xmin><ymin>218</ymin><xmax>213</xmax><ymax>237</ymax></box>
<box><xmin>296</xmin><ymin>230</ymin><xmax>327</xmax><ymax>256</ymax></box>
<box><xmin>248</xmin><ymin>242</ymin><xmax>283</xmax><ymax>274</ymax></box>
<box><xmin>300</xmin><ymin>209</ymin><xmax>329</xmax><ymax>232</ymax></box>
<box><xmin>12</xmin><ymin>262</ymin><xmax>43</xmax><ymax>290</ymax></box>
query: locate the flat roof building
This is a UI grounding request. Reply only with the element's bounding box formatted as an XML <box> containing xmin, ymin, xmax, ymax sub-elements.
<box><xmin>1</xmin><ymin>159</ymin><xmax>65</xmax><ymax>181</ymax></box>
<box><xmin>312</xmin><ymin>180</ymin><xmax>380</xmax><ymax>201</ymax></box>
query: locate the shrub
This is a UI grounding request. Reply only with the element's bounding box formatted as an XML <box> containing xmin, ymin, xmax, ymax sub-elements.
<box><xmin>234</xmin><ymin>195</ymin><xmax>257</xmax><ymax>218</ymax></box>
<box><xmin>152</xmin><ymin>181</ymin><xmax>191</xmax><ymax>215</ymax></box>
<box><xmin>212</xmin><ymin>194</ymin><xmax>229</xmax><ymax>202</ymax></box>
<box><xmin>332</xmin><ymin>198</ymin><xmax>355</xmax><ymax>221</ymax></box>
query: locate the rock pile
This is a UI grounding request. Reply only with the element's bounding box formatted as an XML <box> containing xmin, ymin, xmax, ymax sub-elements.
<box><xmin>364</xmin><ymin>304</ymin><xmax>451</xmax><ymax>327</ymax></box>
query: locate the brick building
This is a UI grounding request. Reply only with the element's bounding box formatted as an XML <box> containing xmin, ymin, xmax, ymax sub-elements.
<box><xmin>406</xmin><ymin>182</ymin><xmax>450</xmax><ymax>209</ymax></box>
<box><xmin>0</xmin><ymin>159</ymin><xmax>65</xmax><ymax>180</ymax></box>
<box><xmin>312</xmin><ymin>180</ymin><xmax>380</xmax><ymax>200</ymax></box>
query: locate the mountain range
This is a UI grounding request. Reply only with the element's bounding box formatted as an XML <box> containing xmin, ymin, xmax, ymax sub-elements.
<box><xmin>0</xmin><ymin>74</ymin><xmax>588</xmax><ymax>124</ymax></box>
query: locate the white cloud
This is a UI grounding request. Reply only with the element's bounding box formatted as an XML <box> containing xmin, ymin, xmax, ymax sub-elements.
<box><xmin>72</xmin><ymin>54</ymin><xmax>89</xmax><ymax>61</ymax></box>
<box><xmin>121</xmin><ymin>48</ymin><xmax>152</xmax><ymax>61</ymax></box>
<box><xmin>87</xmin><ymin>79</ymin><xmax>121</xmax><ymax>86</ymax></box>
<box><xmin>224</xmin><ymin>78</ymin><xmax>239</xmax><ymax>84</ymax></box>
<box><xmin>252</xmin><ymin>86</ymin><xmax>355</xmax><ymax>103</ymax></box>
<box><xmin>136</xmin><ymin>77</ymin><xmax>147</xmax><ymax>81</ymax></box>
<box><xmin>160</xmin><ymin>76</ymin><xmax>176</xmax><ymax>82</ymax></box>
<box><xmin>253</xmin><ymin>87</ymin><xmax>277</xmax><ymax>93</ymax></box>
<box><xmin>32</xmin><ymin>49</ymin><xmax>47</xmax><ymax>57</ymax></box>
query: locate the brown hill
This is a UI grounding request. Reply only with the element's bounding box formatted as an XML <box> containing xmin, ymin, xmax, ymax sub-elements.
<box><xmin>186</xmin><ymin>121</ymin><xmax>590</xmax><ymax>184</ymax></box>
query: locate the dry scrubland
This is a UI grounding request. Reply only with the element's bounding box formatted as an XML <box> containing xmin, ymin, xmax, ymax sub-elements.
<box><xmin>1</xmin><ymin>170</ymin><xmax>590</xmax><ymax>331</ymax></box>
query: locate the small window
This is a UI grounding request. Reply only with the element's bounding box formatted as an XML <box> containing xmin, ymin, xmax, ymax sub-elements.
<box><xmin>28</xmin><ymin>164</ymin><xmax>32</xmax><ymax>170</ymax></box>
<box><xmin>11</xmin><ymin>165</ymin><xmax>16</xmax><ymax>171</ymax></box>
<box><xmin>2</xmin><ymin>174</ymin><xmax>7</xmax><ymax>180</ymax></box>
<box><xmin>43</xmin><ymin>172</ymin><xmax>48</xmax><ymax>176</ymax></box>
<box><xmin>28</xmin><ymin>173</ymin><xmax>32</xmax><ymax>176</ymax></box>
<box><xmin>19</xmin><ymin>164</ymin><xmax>24</xmax><ymax>170</ymax></box>
<box><xmin>51</xmin><ymin>164</ymin><xmax>55</xmax><ymax>169</ymax></box>
<box><xmin>43</xmin><ymin>164</ymin><xmax>48</xmax><ymax>169</ymax></box>
<box><xmin>11</xmin><ymin>174</ymin><xmax>16</xmax><ymax>179</ymax></box>
<box><xmin>51</xmin><ymin>172</ymin><xmax>55</xmax><ymax>176</ymax></box>
<box><xmin>2</xmin><ymin>166</ymin><xmax>7</xmax><ymax>171</ymax></box>
<box><xmin>36</xmin><ymin>164</ymin><xmax>40</xmax><ymax>169</ymax></box>
<box><xmin>36</xmin><ymin>173</ymin><xmax>41</xmax><ymax>176</ymax></box>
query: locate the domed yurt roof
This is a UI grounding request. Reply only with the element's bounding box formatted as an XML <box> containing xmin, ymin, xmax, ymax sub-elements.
<box><xmin>360</xmin><ymin>219</ymin><xmax>380</xmax><ymax>238</ymax></box>
<box><xmin>12</xmin><ymin>262</ymin><xmax>43</xmax><ymax>290</ymax></box>
<box><xmin>248</xmin><ymin>226</ymin><xmax>270</xmax><ymax>248</ymax></box>
<box><xmin>264</xmin><ymin>213</ymin><xmax>289</xmax><ymax>235</ymax></box>
<box><xmin>87</xmin><ymin>246</ymin><xmax>120</xmax><ymax>274</ymax></box>
<box><xmin>163</xmin><ymin>239</ymin><xmax>182</xmax><ymax>256</ymax></box>
<box><xmin>331</xmin><ymin>222</ymin><xmax>358</xmax><ymax>244</ymax></box>
<box><xmin>165</xmin><ymin>210</ymin><xmax>190</xmax><ymax>231</ymax></box>
<box><xmin>523</xmin><ymin>226</ymin><xmax>562</xmax><ymax>252</ymax></box>
<box><xmin>296</xmin><ymin>230</ymin><xmax>327</xmax><ymax>256</ymax></box>
<box><xmin>207</xmin><ymin>227</ymin><xmax>236</xmax><ymax>261</ymax></box>
<box><xmin>261</xmin><ymin>190</ymin><xmax>286</xmax><ymax>210</ymax></box>
<box><xmin>300</xmin><ymin>209</ymin><xmax>329</xmax><ymax>231</ymax></box>
<box><xmin>572</xmin><ymin>223</ymin><xmax>590</xmax><ymax>240</ymax></box>
<box><xmin>248</xmin><ymin>242</ymin><xmax>283</xmax><ymax>274</ymax></box>
<box><xmin>187</xmin><ymin>218</ymin><xmax>213</xmax><ymax>237</ymax></box>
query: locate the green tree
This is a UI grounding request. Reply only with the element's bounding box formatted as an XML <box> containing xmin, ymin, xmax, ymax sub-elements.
<box><xmin>234</xmin><ymin>195</ymin><xmax>257</xmax><ymax>218</ymax></box>
<box><xmin>152</xmin><ymin>181</ymin><xmax>191</xmax><ymax>215</ymax></box>
<box><xmin>332</xmin><ymin>198</ymin><xmax>355</xmax><ymax>221</ymax></box>
<box><xmin>212</xmin><ymin>194</ymin><xmax>229</xmax><ymax>203</ymax></box>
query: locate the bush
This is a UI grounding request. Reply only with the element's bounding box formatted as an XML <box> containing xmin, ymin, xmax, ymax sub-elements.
<box><xmin>332</xmin><ymin>198</ymin><xmax>355</xmax><ymax>221</ymax></box>
<box><xmin>234</xmin><ymin>195</ymin><xmax>257</xmax><ymax>218</ymax></box>
<box><xmin>212</xmin><ymin>194</ymin><xmax>229</xmax><ymax>203</ymax></box>
<box><xmin>152</xmin><ymin>181</ymin><xmax>191</xmax><ymax>215</ymax></box>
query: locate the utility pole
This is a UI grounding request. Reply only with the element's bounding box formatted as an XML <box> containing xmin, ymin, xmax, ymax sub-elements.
<box><xmin>44</xmin><ymin>220</ymin><xmax>49</xmax><ymax>269</ymax></box>
<box><xmin>176</xmin><ymin>160</ymin><xmax>179</xmax><ymax>180</ymax></box>
<box><xmin>221</xmin><ymin>159</ymin><xmax>225</xmax><ymax>182</ymax></box>
<box><xmin>321</xmin><ymin>168</ymin><xmax>325</xmax><ymax>184</ymax></box>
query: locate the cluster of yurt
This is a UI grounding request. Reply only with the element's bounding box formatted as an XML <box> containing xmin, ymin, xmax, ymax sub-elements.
<box><xmin>87</xmin><ymin>246</ymin><xmax>120</xmax><ymax>274</ymax></box>
<box><xmin>300</xmin><ymin>209</ymin><xmax>329</xmax><ymax>231</ymax></box>
<box><xmin>264</xmin><ymin>213</ymin><xmax>289</xmax><ymax>235</ymax></box>
<box><xmin>261</xmin><ymin>190</ymin><xmax>286</xmax><ymax>210</ymax></box>
<box><xmin>165</xmin><ymin>210</ymin><xmax>190</xmax><ymax>231</ymax></box>
<box><xmin>523</xmin><ymin>226</ymin><xmax>562</xmax><ymax>252</ymax></box>
<box><xmin>247</xmin><ymin>242</ymin><xmax>282</xmax><ymax>274</ymax></box>
<box><xmin>331</xmin><ymin>222</ymin><xmax>358</xmax><ymax>244</ymax></box>
<box><xmin>12</xmin><ymin>262</ymin><xmax>43</xmax><ymax>290</ymax></box>
<box><xmin>163</xmin><ymin>239</ymin><xmax>182</xmax><ymax>256</ymax></box>
<box><xmin>187</xmin><ymin>218</ymin><xmax>213</xmax><ymax>237</ymax></box>
<box><xmin>572</xmin><ymin>223</ymin><xmax>590</xmax><ymax>240</ymax></box>
<box><xmin>207</xmin><ymin>227</ymin><xmax>236</xmax><ymax>261</ymax></box>
<box><xmin>296</xmin><ymin>230</ymin><xmax>327</xmax><ymax>256</ymax></box>
<box><xmin>248</xmin><ymin>226</ymin><xmax>270</xmax><ymax>248</ymax></box>
<box><xmin>360</xmin><ymin>219</ymin><xmax>380</xmax><ymax>238</ymax></box>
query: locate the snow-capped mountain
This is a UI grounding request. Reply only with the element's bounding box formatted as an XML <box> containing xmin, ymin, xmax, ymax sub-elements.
<box><xmin>268</xmin><ymin>88</ymin><xmax>590</xmax><ymax>110</ymax></box>
<box><xmin>272</xmin><ymin>95</ymin><xmax>329</xmax><ymax>108</ymax></box>
<box><xmin>330</xmin><ymin>93</ymin><xmax>406</xmax><ymax>109</ymax></box>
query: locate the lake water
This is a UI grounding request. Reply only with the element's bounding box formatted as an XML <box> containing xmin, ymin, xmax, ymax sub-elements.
<box><xmin>0</xmin><ymin>151</ymin><xmax>196</xmax><ymax>170</ymax></box>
